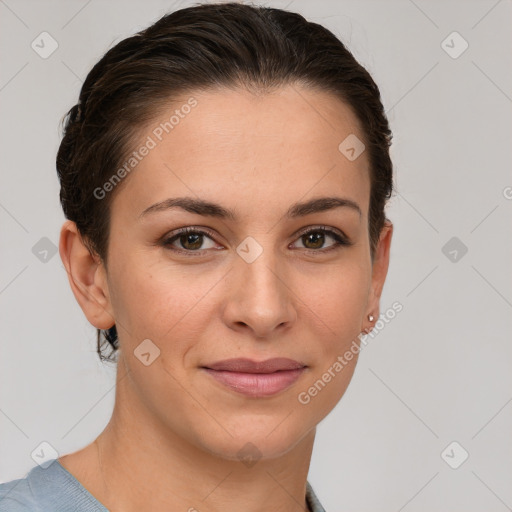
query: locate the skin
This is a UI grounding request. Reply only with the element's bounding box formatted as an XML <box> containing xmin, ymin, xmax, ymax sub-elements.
<box><xmin>58</xmin><ymin>84</ymin><xmax>392</xmax><ymax>512</ymax></box>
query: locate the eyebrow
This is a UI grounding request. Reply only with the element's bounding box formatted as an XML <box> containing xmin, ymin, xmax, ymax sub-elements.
<box><xmin>138</xmin><ymin>196</ymin><xmax>362</xmax><ymax>221</ymax></box>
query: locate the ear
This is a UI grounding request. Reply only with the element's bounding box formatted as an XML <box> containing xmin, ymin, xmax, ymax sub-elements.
<box><xmin>59</xmin><ymin>220</ymin><xmax>115</xmax><ymax>330</ymax></box>
<box><xmin>362</xmin><ymin>220</ymin><xmax>393</xmax><ymax>332</ymax></box>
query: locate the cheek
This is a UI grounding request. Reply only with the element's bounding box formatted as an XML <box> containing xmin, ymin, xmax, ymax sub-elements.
<box><xmin>295</xmin><ymin>263</ymin><xmax>369</xmax><ymax>418</ymax></box>
<box><xmin>108</xmin><ymin>254</ymin><xmax>220</xmax><ymax>350</ymax></box>
<box><xmin>300</xmin><ymin>258</ymin><xmax>371</xmax><ymax>342</ymax></box>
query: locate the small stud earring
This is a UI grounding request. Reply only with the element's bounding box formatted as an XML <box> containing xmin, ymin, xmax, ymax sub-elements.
<box><xmin>368</xmin><ymin>314</ymin><xmax>374</xmax><ymax>322</ymax></box>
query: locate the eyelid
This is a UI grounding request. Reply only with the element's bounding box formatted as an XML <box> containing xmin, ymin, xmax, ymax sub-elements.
<box><xmin>294</xmin><ymin>224</ymin><xmax>349</xmax><ymax>242</ymax></box>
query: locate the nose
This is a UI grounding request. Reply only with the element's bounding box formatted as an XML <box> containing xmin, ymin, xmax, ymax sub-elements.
<box><xmin>222</xmin><ymin>247</ymin><xmax>297</xmax><ymax>339</ymax></box>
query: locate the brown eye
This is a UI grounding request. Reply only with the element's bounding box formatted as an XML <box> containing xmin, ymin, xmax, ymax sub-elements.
<box><xmin>163</xmin><ymin>228</ymin><xmax>218</xmax><ymax>252</ymax></box>
<box><xmin>302</xmin><ymin>231</ymin><xmax>326</xmax><ymax>249</ymax></box>
<box><xmin>291</xmin><ymin>227</ymin><xmax>350</xmax><ymax>252</ymax></box>
<box><xmin>179</xmin><ymin>232</ymin><xmax>203</xmax><ymax>250</ymax></box>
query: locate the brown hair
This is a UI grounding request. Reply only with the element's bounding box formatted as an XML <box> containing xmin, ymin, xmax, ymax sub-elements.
<box><xmin>56</xmin><ymin>2</ymin><xmax>394</xmax><ymax>362</ymax></box>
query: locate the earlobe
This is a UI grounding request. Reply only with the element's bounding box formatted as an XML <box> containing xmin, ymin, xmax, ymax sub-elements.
<box><xmin>59</xmin><ymin>220</ymin><xmax>115</xmax><ymax>330</ymax></box>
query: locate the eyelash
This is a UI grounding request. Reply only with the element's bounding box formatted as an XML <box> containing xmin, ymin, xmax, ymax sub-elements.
<box><xmin>161</xmin><ymin>225</ymin><xmax>351</xmax><ymax>256</ymax></box>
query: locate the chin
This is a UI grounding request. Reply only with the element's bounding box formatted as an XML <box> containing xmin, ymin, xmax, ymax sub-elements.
<box><xmin>193</xmin><ymin>415</ymin><xmax>314</xmax><ymax>463</ymax></box>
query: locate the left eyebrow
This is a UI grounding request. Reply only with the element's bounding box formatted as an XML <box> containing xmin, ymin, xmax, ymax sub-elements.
<box><xmin>287</xmin><ymin>196</ymin><xmax>362</xmax><ymax>219</ymax></box>
<box><xmin>138</xmin><ymin>195</ymin><xmax>362</xmax><ymax>221</ymax></box>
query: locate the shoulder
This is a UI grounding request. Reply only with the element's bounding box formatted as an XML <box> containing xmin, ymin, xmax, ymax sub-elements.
<box><xmin>0</xmin><ymin>459</ymin><xmax>108</xmax><ymax>512</ymax></box>
<box><xmin>0</xmin><ymin>472</ymin><xmax>40</xmax><ymax>512</ymax></box>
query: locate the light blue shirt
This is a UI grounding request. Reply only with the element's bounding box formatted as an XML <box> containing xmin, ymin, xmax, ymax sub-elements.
<box><xmin>0</xmin><ymin>459</ymin><xmax>326</xmax><ymax>511</ymax></box>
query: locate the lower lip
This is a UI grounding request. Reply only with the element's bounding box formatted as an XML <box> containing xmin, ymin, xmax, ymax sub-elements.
<box><xmin>202</xmin><ymin>368</ymin><xmax>306</xmax><ymax>397</ymax></box>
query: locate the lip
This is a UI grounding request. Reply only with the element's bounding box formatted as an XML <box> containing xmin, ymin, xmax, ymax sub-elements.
<box><xmin>204</xmin><ymin>357</ymin><xmax>306</xmax><ymax>373</ymax></box>
<box><xmin>201</xmin><ymin>358</ymin><xmax>307</xmax><ymax>397</ymax></box>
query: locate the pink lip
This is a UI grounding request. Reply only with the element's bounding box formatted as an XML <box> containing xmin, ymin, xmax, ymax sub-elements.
<box><xmin>202</xmin><ymin>358</ymin><xmax>307</xmax><ymax>397</ymax></box>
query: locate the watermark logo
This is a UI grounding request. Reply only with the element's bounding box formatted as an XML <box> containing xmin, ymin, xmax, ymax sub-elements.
<box><xmin>236</xmin><ymin>236</ymin><xmax>264</xmax><ymax>263</ymax></box>
<box><xmin>31</xmin><ymin>31</ymin><xmax>58</xmax><ymax>59</ymax></box>
<box><xmin>338</xmin><ymin>134</ymin><xmax>365</xmax><ymax>161</ymax></box>
<box><xmin>134</xmin><ymin>338</ymin><xmax>161</xmax><ymax>366</ymax></box>
<box><xmin>32</xmin><ymin>237</ymin><xmax>58</xmax><ymax>263</ymax></box>
<box><xmin>441</xmin><ymin>441</ymin><xmax>469</xmax><ymax>469</ymax></box>
<box><xmin>441</xmin><ymin>31</ymin><xmax>469</xmax><ymax>59</ymax></box>
<box><xmin>237</xmin><ymin>442</ymin><xmax>262</xmax><ymax>468</ymax></box>
<box><xmin>31</xmin><ymin>441</ymin><xmax>58</xmax><ymax>469</ymax></box>
<box><xmin>442</xmin><ymin>236</ymin><xmax>468</xmax><ymax>263</ymax></box>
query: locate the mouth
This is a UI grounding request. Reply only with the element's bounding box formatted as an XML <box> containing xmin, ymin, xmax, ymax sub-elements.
<box><xmin>201</xmin><ymin>358</ymin><xmax>307</xmax><ymax>397</ymax></box>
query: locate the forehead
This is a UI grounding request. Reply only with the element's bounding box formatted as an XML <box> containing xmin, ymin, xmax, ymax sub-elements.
<box><xmin>111</xmin><ymin>84</ymin><xmax>371</xmax><ymax>220</ymax></box>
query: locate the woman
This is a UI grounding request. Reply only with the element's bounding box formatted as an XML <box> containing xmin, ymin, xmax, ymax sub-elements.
<box><xmin>0</xmin><ymin>2</ymin><xmax>393</xmax><ymax>510</ymax></box>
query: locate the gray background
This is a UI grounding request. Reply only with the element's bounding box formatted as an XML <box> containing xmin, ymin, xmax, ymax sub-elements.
<box><xmin>1</xmin><ymin>0</ymin><xmax>511</xmax><ymax>510</ymax></box>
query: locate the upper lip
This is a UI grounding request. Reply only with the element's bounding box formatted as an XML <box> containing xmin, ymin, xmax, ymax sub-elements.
<box><xmin>203</xmin><ymin>358</ymin><xmax>306</xmax><ymax>374</ymax></box>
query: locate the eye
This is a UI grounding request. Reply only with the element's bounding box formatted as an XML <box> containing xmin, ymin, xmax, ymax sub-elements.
<box><xmin>162</xmin><ymin>227</ymin><xmax>220</xmax><ymax>254</ymax></box>
<box><xmin>290</xmin><ymin>226</ymin><xmax>350</xmax><ymax>253</ymax></box>
<box><xmin>161</xmin><ymin>225</ymin><xmax>351</xmax><ymax>256</ymax></box>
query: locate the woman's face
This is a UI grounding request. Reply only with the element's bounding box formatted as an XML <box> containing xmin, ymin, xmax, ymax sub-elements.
<box><xmin>85</xmin><ymin>85</ymin><xmax>391</xmax><ymax>459</ymax></box>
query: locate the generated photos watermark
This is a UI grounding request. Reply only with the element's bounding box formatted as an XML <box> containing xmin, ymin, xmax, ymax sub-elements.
<box><xmin>93</xmin><ymin>97</ymin><xmax>198</xmax><ymax>200</ymax></box>
<box><xmin>298</xmin><ymin>301</ymin><xmax>403</xmax><ymax>405</ymax></box>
